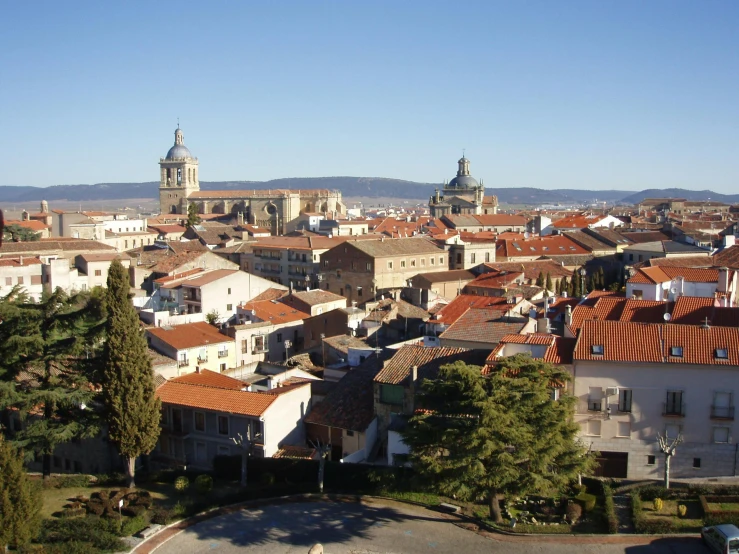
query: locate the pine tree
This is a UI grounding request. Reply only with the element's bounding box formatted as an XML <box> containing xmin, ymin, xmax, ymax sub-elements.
<box><xmin>401</xmin><ymin>358</ymin><xmax>593</xmax><ymax>522</ymax></box>
<box><xmin>545</xmin><ymin>272</ymin><xmax>553</xmax><ymax>292</ymax></box>
<box><xmin>535</xmin><ymin>271</ymin><xmax>545</xmax><ymax>287</ymax></box>
<box><xmin>102</xmin><ymin>260</ymin><xmax>161</xmax><ymax>488</ymax></box>
<box><xmin>0</xmin><ymin>435</ymin><xmax>42</xmax><ymax>550</ymax></box>
<box><xmin>186</xmin><ymin>203</ymin><xmax>201</xmax><ymax>227</ymax></box>
<box><xmin>0</xmin><ymin>288</ymin><xmax>103</xmax><ymax>478</ymax></box>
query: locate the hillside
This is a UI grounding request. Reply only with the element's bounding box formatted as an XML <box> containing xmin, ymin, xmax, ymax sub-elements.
<box><xmin>0</xmin><ymin>178</ymin><xmax>736</xmax><ymax>206</ymax></box>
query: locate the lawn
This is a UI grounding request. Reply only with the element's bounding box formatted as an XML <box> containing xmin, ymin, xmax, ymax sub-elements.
<box><xmin>641</xmin><ymin>499</ymin><xmax>704</xmax><ymax>532</ymax></box>
<box><xmin>707</xmin><ymin>502</ymin><xmax>739</xmax><ymax>511</ymax></box>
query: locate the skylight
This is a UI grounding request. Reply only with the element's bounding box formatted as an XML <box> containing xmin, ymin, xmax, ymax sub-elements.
<box><xmin>591</xmin><ymin>344</ymin><xmax>604</xmax><ymax>355</ymax></box>
<box><xmin>716</xmin><ymin>348</ymin><xmax>729</xmax><ymax>359</ymax></box>
<box><xmin>670</xmin><ymin>346</ymin><xmax>683</xmax><ymax>357</ymax></box>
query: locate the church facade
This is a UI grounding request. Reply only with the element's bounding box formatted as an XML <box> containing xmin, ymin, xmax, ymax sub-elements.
<box><xmin>158</xmin><ymin>128</ymin><xmax>345</xmax><ymax>234</ymax></box>
<box><xmin>428</xmin><ymin>156</ymin><xmax>498</xmax><ymax>217</ymax></box>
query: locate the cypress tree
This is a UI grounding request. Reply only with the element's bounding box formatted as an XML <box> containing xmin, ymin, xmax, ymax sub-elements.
<box><xmin>0</xmin><ymin>435</ymin><xmax>42</xmax><ymax>550</ymax></box>
<box><xmin>535</xmin><ymin>271</ymin><xmax>545</xmax><ymax>287</ymax></box>
<box><xmin>545</xmin><ymin>272</ymin><xmax>553</xmax><ymax>292</ymax></box>
<box><xmin>560</xmin><ymin>276</ymin><xmax>569</xmax><ymax>296</ymax></box>
<box><xmin>102</xmin><ymin>260</ymin><xmax>161</xmax><ymax>488</ymax></box>
<box><xmin>572</xmin><ymin>271</ymin><xmax>582</xmax><ymax>298</ymax></box>
<box><xmin>186</xmin><ymin>203</ymin><xmax>201</xmax><ymax>227</ymax></box>
<box><xmin>0</xmin><ymin>288</ymin><xmax>102</xmax><ymax>478</ymax></box>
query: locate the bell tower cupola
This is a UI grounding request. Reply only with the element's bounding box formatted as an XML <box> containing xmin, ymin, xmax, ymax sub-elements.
<box><xmin>158</xmin><ymin>124</ymin><xmax>199</xmax><ymax>215</ymax></box>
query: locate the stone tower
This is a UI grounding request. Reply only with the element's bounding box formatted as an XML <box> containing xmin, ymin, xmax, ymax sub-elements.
<box><xmin>159</xmin><ymin>127</ymin><xmax>199</xmax><ymax>215</ymax></box>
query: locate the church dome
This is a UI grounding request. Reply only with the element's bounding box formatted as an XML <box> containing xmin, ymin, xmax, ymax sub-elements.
<box><xmin>447</xmin><ymin>156</ymin><xmax>479</xmax><ymax>188</ymax></box>
<box><xmin>165</xmin><ymin>144</ymin><xmax>193</xmax><ymax>160</ymax></box>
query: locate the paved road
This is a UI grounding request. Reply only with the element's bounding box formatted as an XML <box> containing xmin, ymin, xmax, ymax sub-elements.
<box><xmin>154</xmin><ymin>498</ymin><xmax>710</xmax><ymax>554</ymax></box>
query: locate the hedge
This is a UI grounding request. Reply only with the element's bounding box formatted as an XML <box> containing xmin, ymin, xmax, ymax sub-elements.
<box><xmin>700</xmin><ymin>495</ymin><xmax>739</xmax><ymax>526</ymax></box>
<box><xmin>603</xmin><ymin>485</ymin><xmax>618</xmax><ymax>534</ymax></box>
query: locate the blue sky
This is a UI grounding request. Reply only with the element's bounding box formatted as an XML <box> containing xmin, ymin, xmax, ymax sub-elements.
<box><xmin>1</xmin><ymin>1</ymin><xmax>737</xmax><ymax>192</ymax></box>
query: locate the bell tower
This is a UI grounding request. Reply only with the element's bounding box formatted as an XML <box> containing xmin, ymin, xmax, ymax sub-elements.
<box><xmin>159</xmin><ymin>126</ymin><xmax>199</xmax><ymax>215</ymax></box>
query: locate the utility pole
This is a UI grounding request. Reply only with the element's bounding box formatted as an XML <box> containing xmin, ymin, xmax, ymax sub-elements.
<box><xmin>657</xmin><ymin>432</ymin><xmax>683</xmax><ymax>489</ymax></box>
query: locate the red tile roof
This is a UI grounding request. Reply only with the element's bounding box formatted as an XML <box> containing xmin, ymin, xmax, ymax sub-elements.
<box><xmin>575</xmin><ymin>320</ymin><xmax>739</xmax><ymax>365</ymax></box>
<box><xmin>466</xmin><ymin>271</ymin><xmax>524</xmax><ymax>289</ymax></box>
<box><xmin>240</xmin><ymin>299</ymin><xmax>309</xmax><ymax>324</ymax></box>
<box><xmin>629</xmin><ymin>266</ymin><xmax>722</xmax><ymax>284</ymax></box>
<box><xmin>553</xmin><ymin>214</ymin><xmax>608</xmax><ymax>228</ymax></box>
<box><xmin>430</xmin><ymin>294</ymin><xmax>512</xmax><ymax>325</ymax></box>
<box><xmin>5</xmin><ymin>220</ymin><xmax>49</xmax><ymax>231</ymax></box>
<box><xmin>486</xmin><ymin>333</ymin><xmax>576</xmax><ymax>367</ymax></box>
<box><xmin>169</xmin><ymin>369</ymin><xmax>244</xmax><ymax>390</ymax></box>
<box><xmin>0</xmin><ymin>256</ymin><xmax>42</xmax><ymax>267</ymax></box>
<box><xmin>147</xmin><ymin>322</ymin><xmax>233</xmax><ymax>350</ymax></box>
<box><xmin>439</xmin><ymin>307</ymin><xmax>528</xmax><ymax>345</ymax></box>
<box><xmin>180</xmin><ymin>269</ymin><xmax>239</xmax><ymax>287</ymax></box>
<box><xmin>496</xmin><ymin>235</ymin><xmax>590</xmax><ymax>259</ymax></box>
<box><xmin>374</xmin><ymin>345</ymin><xmax>473</xmax><ymax>385</ymax></box>
<box><xmin>156</xmin><ymin>381</ymin><xmax>277</xmax><ymax>417</ymax></box>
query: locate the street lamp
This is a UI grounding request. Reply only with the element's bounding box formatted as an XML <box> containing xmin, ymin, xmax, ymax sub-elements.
<box><xmin>579</xmin><ymin>267</ymin><xmax>587</xmax><ymax>298</ymax></box>
<box><xmin>319</xmin><ymin>333</ymin><xmax>326</xmax><ymax>366</ymax></box>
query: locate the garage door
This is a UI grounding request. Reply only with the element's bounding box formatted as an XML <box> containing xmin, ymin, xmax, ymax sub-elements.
<box><xmin>594</xmin><ymin>451</ymin><xmax>628</xmax><ymax>478</ymax></box>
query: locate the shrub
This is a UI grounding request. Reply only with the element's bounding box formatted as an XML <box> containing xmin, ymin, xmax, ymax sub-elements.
<box><xmin>566</xmin><ymin>501</ymin><xmax>583</xmax><ymax>524</ymax></box>
<box><xmin>261</xmin><ymin>472</ymin><xmax>276</xmax><ymax>486</ymax></box>
<box><xmin>195</xmin><ymin>474</ymin><xmax>214</xmax><ymax>494</ymax></box>
<box><xmin>677</xmin><ymin>504</ymin><xmax>687</xmax><ymax>517</ymax></box>
<box><xmin>575</xmin><ymin>492</ymin><xmax>597</xmax><ymax>512</ymax></box>
<box><xmin>174</xmin><ymin>476</ymin><xmax>190</xmax><ymax>492</ymax></box>
<box><xmin>635</xmin><ymin>518</ymin><xmax>676</xmax><ymax>534</ymax></box>
<box><xmin>37</xmin><ymin>516</ymin><xmax>126</xmax><ymax>551</ymax></box>
<box><xmin>151</xmin><ymin>506</ymin><xmax>175</xmax><ymax>525</ymax></box>
<box><xmin>120</xmin><ymin>514</ymin><xmax>149</xmax><ymax>537</ymax></box>
<box><xmin>122</xmin><ymin>504</ymin><xmax>148</xmax><ymax>517</ymax></box>
<box><xmin>653</xmin><ymin>498</ymin><xmax>663</xmax><ymax>511</ymax></box>
<box><xmin>603</xmin><ymin>485</ymin><xmax>618</xmax><ymax>534</ymax></box>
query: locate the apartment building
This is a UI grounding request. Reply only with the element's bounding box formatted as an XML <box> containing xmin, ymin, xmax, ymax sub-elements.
<box><xmin>147</xmin><ymin>322</ymin><xmax>236</xmax><ymax>376</ymax></box>
<box><xmin>626</xmin><ymin>266</ymin><xmax>736</xmax><ymax>304</ymax></box>
<box><xmin>573</xmin><ymin>320</ymin><xmax>739</xmax><ymax>479</ymax></box>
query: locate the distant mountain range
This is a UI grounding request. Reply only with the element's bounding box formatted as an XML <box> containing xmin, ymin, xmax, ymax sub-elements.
<box><xmin>0</xmin><ymin>178</ymin><xmax>737</xmax><ymax>206</ymax></box>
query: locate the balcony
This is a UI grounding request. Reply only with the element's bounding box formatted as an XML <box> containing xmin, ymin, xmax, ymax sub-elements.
<box><xmin>711</xmin><ymin>405</ymin><xmax>735</xmax><ymax>420</ymax></box>
<box><xmin>218</xmin><ymin>351</ymin><xmax>228</xmax><ymax>359</ymax></box>
<box><xmin>663</xmin><ymin>402</ymin><xmax>686</xmax><ymax>417</ymax></box>
<box><xmin>178</xmin><ymin>360</ymin><xmax>189</xmax><ymax>368</ymax></box>
<box><xmin>260</xmin><ymin>268</ymin><xmax>282</xmax><ymax>275</ymax></box>
<box><xmin>197</xmin><ymin>356</ymin><xmax>208</xmax><ymax>364</ymax></box>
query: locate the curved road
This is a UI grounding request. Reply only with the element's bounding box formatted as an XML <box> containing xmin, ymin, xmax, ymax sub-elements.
<box><xmin>154</xmin><ymin>498</ymin><xmax>709</xmax><ymax>554</ymax></box>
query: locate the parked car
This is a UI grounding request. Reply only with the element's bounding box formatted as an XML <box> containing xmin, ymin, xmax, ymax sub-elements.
<box><xmin>701</xmin><ymin>524</ymin><xmax>739</xmax><ymax>554</ymax></box>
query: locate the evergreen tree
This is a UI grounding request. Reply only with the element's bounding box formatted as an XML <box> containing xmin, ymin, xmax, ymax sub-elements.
<box><xmin>0</xmin><ymin>435</ymin><xmax>42</xmax><ymax>550</ymax></box>
<box><xmin>186</xmin><ymin>203</ymin><xmax>201</xmax><ymax>227</ymax></box>
<box><xmin>572</xmin><ymin>271</ymin><xmax>582</xmax><ymax>298</ymax></box>
<box><xmin>545</xmin><ymin>272</ymin><xmax>553</xmax><ymax>292</ymax></box>
<box><xmin>535</xmin><ymin>271</ymin><xmax>545</xmax><ymax>287</ymax></box>
<box><xmin>401</xmin><ymin>358</ymin><xmax>593</xmax><ymax>522</ymax></box>
<box><xmin>102</xmin><ymin>260</ymin><xmax>161</xmax><ymax>488</ymax></box>
<box><xmin>597</xmin><ymin>266</ymin><xmax>606</xmax><ymax>289</ymax></box>
<box><xmin>560</xmin><ymin>276</ymin><xmax>569</xmax><ymax>296</ymax></box>
<box><xmin>2</xmin><ymin>223</ymin><xmax>40</xmax><ymax>242</ymax></box>
<box><xmin>0</xmin><ymin>288</ymin><xmax>103</xmax><ymax>478</ymax></box>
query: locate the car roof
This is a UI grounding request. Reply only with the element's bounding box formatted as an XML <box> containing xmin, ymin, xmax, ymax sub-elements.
<box><xmin>714</xmin><ymin>524</ymin><xmax>739</xmax><ymax>535</ymax></box>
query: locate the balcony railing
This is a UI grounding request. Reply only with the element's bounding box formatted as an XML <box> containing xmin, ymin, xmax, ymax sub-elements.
<box><xmin>218</xmin><ymin>351</ymin><xmax>228</xmax><ymax>358</ymax></box>
<box><xmin>711</xmin><ymin>405</ymin><xmax>735</xmax><ymax>420</ymax></box>
<box><xmin>253</xmin><ymin>347</ymin><xmax>269</xmax><ymax>354</ymax></box>
<box><xmin>178</xmin><ymin>360</ymin><xmax>189</xmax><ymax>368</ymax></box>
<box><xmin>663</xmin><ymin>402</ymin><xmax>686</xmax><ymax>417</ymax></box>
<box><xmin>197</xmin><ymin>356</ymin><xmax>208</xmax><ymax>363</ymax></box>
<box><xmin>587</xmin><ymin>399</ymin><xmax>602</xmax><ymax>412</ymax></box>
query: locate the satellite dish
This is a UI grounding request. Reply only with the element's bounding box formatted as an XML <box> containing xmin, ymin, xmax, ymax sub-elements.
<box><xmin>670</xmin><ymin>287</ymin><xmax>677</xmax><ymax>294</ymax></box>
<box><xmin>664</xmin><ymin>313</ymin><xmax>672</xmax><ymax>322</ymax></box>
<box><xmin>524</xmin><ymin>231</ymin><xmax>530</xmax><ymax>239</ymax></box>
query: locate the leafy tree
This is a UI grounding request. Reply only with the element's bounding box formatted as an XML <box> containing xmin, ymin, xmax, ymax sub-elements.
<box><xmin>186</xmin><ymin>203</ymin><xmax>201</xmax><ymax>227</ymax></box>
<box><xmin>101</xmin><ymin>260</ymin><xmax>161</xmax><ymax>488</ymax></box>
<box><xmin>0</xmin><ymin>288</ymin><xmax>103</xmax><ymax>478</ymax></box>
<box><xmin>206</xmin><ymin>309</ymin><xmax>221</xmax><ymax>326</ymax></box>
<box><xmin>402</xmin><ymin>358</ymin><xmax>593</xmax><ymax>522</ymax></box>
<box><xmin>545</xmin><ymin>272</ymin><xmax>553</xmax><ymax>292</ymax></box>
<box><xmin>0</xmin><ymin>434</ymin><xmax>42</xmax><ymax>550</ymax></box>
<box><xmin>2</xmin><ymin>223</ymin><xmax>40</xmax><ymax>242</ymax></box>
<box><xmin>535</xmin><ymin>271</ymin><xmax>545</xmax><ymax>287</ymax></box>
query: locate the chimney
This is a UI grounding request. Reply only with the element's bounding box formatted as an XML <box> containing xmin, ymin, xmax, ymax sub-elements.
<box><xmin>564</xmin><ymin>304</ymin><xmax>573</xmax><ymax>326</ymax></box>
<box><xmin>19</xmin><ymin>255</ymin><xmax>24</xmax><ymax>265</ymax></box>
<box><xmin>267</xmin><ymin>376</ymin><xmax>275</xmax><ymax>390</ymax></box>
<box><xmin>718</xmin><ymin>267</ymin><xmax>730</xmax><ymax>293</ymax></box>
<box><xmin>411</xmin><ymin>365</ymin><xmax>418</xmax><ymax>383</ymax></box>
<box><xmin>724</xmin><ymin>235</ymin><xmax>736</xmax><ymax>248</ymax></box>
<box><xmin>537</xmin><ymin>317</ymin><xmax>550</xmax><ymax>334</ymax></box>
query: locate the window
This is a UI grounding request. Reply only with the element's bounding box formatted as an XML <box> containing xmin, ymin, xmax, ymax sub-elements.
<box><xmin>714</xmin><ymin>427</ymin><xmax>731</xmax><ymax>444</ymax></box>
<box><xmin>357</xmin><ymin>286</ymin><xmax>362</xmax><ymax>297</ymax></box>
<box><xmin>716</xmin><ymin>348</ymin><xmax>729</xmax><ymax>359</ymax></box>
<box><xmin>226</xmin><ymin>304</ymin><xmax>232</xmax><ymax>311</ymax></box>
<box><xmin>366</xmin><ymin>262</ymin><xmax>372</xmax><ymax>271</ymax></box>
<box><xmin>712</xmin><ymin>391</ymin><xmax>734</xmax><ymax>419</ymax></box>
<box><xmin>439</xmin><ymin>257</ymin><xmax>445</xmax><ymax>265</ymax></box>
<box><xmin>420</xmin><ymin>258</ymin><xmax>425</xmax><ymax>266</ymax></box>
<box><xmin>380</xmin><ymin>384</ymin><xmax>404</xmax><ymax>405</ymax></box>
<box><xmin>323</xmin><ymin>259</ymin><xmax>329</xmax><ymax>267</ymax></box>
<box><xmin>400</xmin><ymin>260</ymin><xmax>406</xmax><ymax>268</ymax></box>
<box><xmin>388</xmin><ymin>261</ymin><xmax>393</xmax><ymax>270</ymax></box>
<box><xmin>220</xmin><ymin>363</ymin><xmax>226</xmax><ymax>372</ymax></box>
<box><xmin>470</xmin><ymin>253</ymin><xmax>476</xmax><ymax>264</ymax></box>
<box><xmin>550</xmin><ymin>388</ymin><xmax>560</xmax><ymax>401</ymax></box>
<box><xmin>430</xmin><ymin>257</ymin><xmax>435</xmax><ymax>266</ymax></box>
<box><xmin>618</xmin><ymin>389</ymin><xmax>633</xmax><ymax>413</ymax></box>
<box><xmin>591</xmin><ymin>344</ymin><xmax>604</xmax><ymax>355</ymax></box>
<box><xmin>669</xmin><ymin>346</ymin><xmax>683</xmax><ymax>357</ymax></box>
<box><xmin>351</xmin><ymin>261</ymin><xmax>357</xmax><ymax>270</ymax></box>
<box><xmin>456</xmin><ymin>253</ymin><xmax>462</xmax><ymax>264</ymax></box>
<box><xmin>277</xmin><ymin>333</ymin><xmax>283</xmax><ymax>343</ymax></box>
<box><xmin>241</xmin><ymin>339</ymin><xmax>248</xmax><ymax>354</ymax></box>
<box><xmin>587</xmin><ymin>419</ymin><xmax>601</xmax><ymax>436</ymax></box>
<box><xmin>253</xmin><ymin>335</ymin><xmax>267</xmax><ymax>353</ymax></box>
<box><xmin>632</xmin><ymin>289</ymin><xmax>643</xmax><ymax>300</ymax></box>
<box><xmin>228</xmin><ymin>288</ymin><xmax>232</xmax><ymax>295</ymax></box>
<box><xmin>17</xmin><ymin>276</ymin><xmax>23</xmax><ymax>285</ymax></box>
<box><xmin>346</xmin><ymin>430</ymin><xmax>355</xmax><ymax>437</ymax></box>
<box><xmin>194</xmin><ymin>412</ymin><xmax>205</xmax><ymax>432</ymax></box>
<box><xmin>617</xmin><ymin>421</ymin><xmax>631</xmax><ymax>438</ymax></box>
<box><xmin>5</xmin><ymin>277</ymin><xmax>11</xmax><ymax>286</ymax></box>
<box><xmin>693</xmin><ymin>458</ymin><xmax>701</xmax><ymax>469</ymax></box>
<box><xmin>218</xmin><ymin>415</ymin><xmax>229</xmax><ymax>435</ymax></box>
<box><xmin>94</xmin><ymin>269</ymin><xmax>102</xmax><ymax>277</ymax></box>
<box><xmin>485</xmin><ymin>252</ymin><xmax>490</xmax><ymax>262</ymax></box>
<box><xmin>588</xmin><ymin>387</ymin><xmax>602</xmax><ymax>411</ymax></box>
<box><xmin>647</xmin><ymin>455</ymin><xmax>656</xmax><ymax>465</ymax></box>
<box><xmin>665</xmin><ymin>391</ymin><xmax>684</xmax><ymax>416</ymax></box>
<box><xmin>410</xmin><ymin>259</ymin><xmax>416</xmax><ymax>267</ymax></box>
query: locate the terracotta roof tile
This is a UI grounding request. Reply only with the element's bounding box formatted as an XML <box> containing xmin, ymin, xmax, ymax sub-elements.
<box><xmin>169</xmin><ymin>369</ymin><xmax>244</xmax><ymax>390</ymax></box>
<box><xmin>430</xmin><ymin>294</ymin><xmax>512</xmax><ymax>325</ymax></box>
<box><xmin>147</xmin><ymin>322</ymin><xmax>233</xmax><ymax>351</ymax></box>
<box><xmin>439</xmin><ymin>307</ymin><xmax>528</xmax><ymax>345</ymax></box>
<box><xmin>240</xmin><ymin>299</ymin><xmax>309</xmax><ymax>324</ymax></box>
<box><xmin>272</xmin><ymin>446</ymin><xmax>316</xmax><ymax>459</ymax></box>
<box><xmin>375</xmin><ymin>345</ymin><xmax>474</xmax><ymax>384</ymax></box>
<box><xmin>156</xmin><ymin>381</ymin><xmax>277</xmax><ymax>417</ymax></box>
<box><xmin>466</xmin><ymin>270</ymin><xmax>524</xmax><ymax>289</ymax></box>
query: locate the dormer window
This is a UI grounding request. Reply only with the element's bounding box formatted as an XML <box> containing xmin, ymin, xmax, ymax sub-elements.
<box><xmin>716</xmin><ymin>348</ymin><xmax>729</xmax><ymax>359</ymax></box>
<box><xmin>670</xmin><ymin>346</ymin><xmax>683</xmax><ymax>357</ymax></box>
<box><xmin>591</xmin><ymin>344</ymin><xmax>604</xmax><ymax>355</ymax></box>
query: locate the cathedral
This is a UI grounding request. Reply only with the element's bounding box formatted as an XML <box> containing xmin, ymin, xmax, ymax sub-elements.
<box><xmin>428</xmin><ymin>156</ymin><xmax>498</xmax><ymax>217</ymax></box>
<box><xmin>159</xmin><ymin>127</ymin><xmax>345</xmax><ymax>233</ymax></box>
